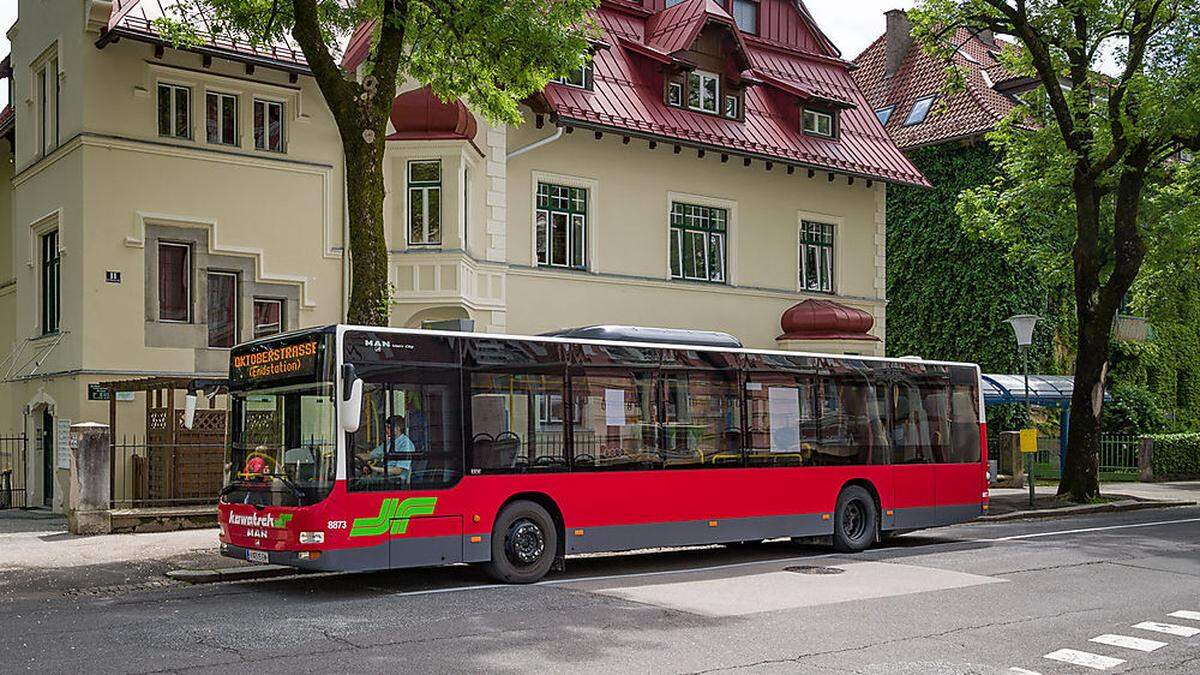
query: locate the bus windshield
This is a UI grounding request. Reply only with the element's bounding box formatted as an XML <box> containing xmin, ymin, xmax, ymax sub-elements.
<box><xmin>223</xmin><ymin>382</ymin><xmax>338</xmax><ymax>507</ymax></box>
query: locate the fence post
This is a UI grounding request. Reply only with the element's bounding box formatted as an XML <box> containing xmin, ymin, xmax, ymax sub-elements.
<box><xmin>67</xmin><ymin>422</ymin><xmax>112</xmax><ymax>535</ymax></box>
<box><xmin>1138</xmin><ymin>436</ymin><xmax>1155</xmax><ymax>482</ymax></box>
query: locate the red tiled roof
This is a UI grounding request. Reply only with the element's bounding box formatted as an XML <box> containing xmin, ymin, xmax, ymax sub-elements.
<box><xmin>852</xmin><ymin>23</ymin><xmax>1024</xmax><ymax>150</ymax></box>
<box><xmin>341</xmin><ymin>20</ymin><xmax>377</xmax><ymax>71</ymax></box>
<box><xmin>0</xmin><ymin>104</ymin><xmax>13</xmax><ymax>136</ymax></box>
<box><xmin>540</xmin><ymin>1</ymin><xmax>926</xmax><ymax>187</ymax></box>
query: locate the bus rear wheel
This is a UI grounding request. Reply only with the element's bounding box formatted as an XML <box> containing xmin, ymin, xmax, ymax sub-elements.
<box><xmin>482</xmin><ymin>500</ymin><xmax>558</xmax><ymax>584</ymax></box>
<box><xmin>832</xmin><ymin>486</ymin><xmax>877</xmax><ymax>553</ymax></box>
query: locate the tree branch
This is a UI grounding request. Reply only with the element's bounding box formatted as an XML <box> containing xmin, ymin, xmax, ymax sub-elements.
<box><xmin>290</xmin><ymin>0</ymin><xmax>357</xmax><ymax>128</ymax></box>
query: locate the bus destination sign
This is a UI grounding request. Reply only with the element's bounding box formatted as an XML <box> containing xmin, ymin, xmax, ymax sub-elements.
<box><xmin>230</xmin><ymin>340</ymin><xmax>320</xmax><ymax>386</ymax></box>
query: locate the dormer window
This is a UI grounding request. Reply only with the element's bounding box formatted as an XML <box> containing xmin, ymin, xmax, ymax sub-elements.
<box><xmin>732</xmin><ymin>0</ymin><xmax>759</xmax><ymax>35</ymax></box>
<box><xmin>688</xmin><ymin>70</ymin><xmax>720</xmax><ymax>114</ymax></box>
<box><xmin>803</xmin><ymin>108</ymin><xmax>835</xmax><ymax>138</ymax></box>
<box><xmin>724</xmin><ymin>94</ymin><xmax>740</xmax><ymax>119</ymax></box>
<box><xmin>558</xmin><ymin>60</ymin><xmax>593</xmax><ymax>90</ymax></box>
<box><xmin>668</xmin><ymin>81</ymin><xmax>683</xmax><ymax>107</ymax></box>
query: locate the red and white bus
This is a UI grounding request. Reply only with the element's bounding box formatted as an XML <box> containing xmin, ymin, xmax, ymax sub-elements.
<box><xmin>219</xmin><ymin>325</ymin><xmax>988</xmax><ymax>583</ymax></box>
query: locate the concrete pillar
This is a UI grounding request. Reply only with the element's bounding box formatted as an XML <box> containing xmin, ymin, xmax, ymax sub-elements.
<box><xmin>999</xmin><ymin>431</ymin><xmax>1025</xmax><ymax>488</ymax></box>
<box><xmin>67</xmin><ymin>422</ymin><xmax>112</xmax><ymax>535</ymax></box>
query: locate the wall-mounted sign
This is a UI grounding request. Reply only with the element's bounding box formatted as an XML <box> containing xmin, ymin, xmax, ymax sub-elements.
<box><xmin>105</xmin><ymin>271</ymin><xmax>121</xmax><ymax>284</ymax></box>
<box><xmin>87</xmin><ymin>384</ymin><xmax>134</xmax><ymax>401</ymax></box>
<box><xmin>55</xmin><ymin>419</ymin><xmax>72</xmax><ymax>470</ymax></box>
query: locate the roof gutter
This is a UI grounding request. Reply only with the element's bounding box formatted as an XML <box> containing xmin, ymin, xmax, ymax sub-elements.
<box><xmin>506</xmin><ymin>126</ymin><xmax>564</xmax><ymax>160</ymax></box>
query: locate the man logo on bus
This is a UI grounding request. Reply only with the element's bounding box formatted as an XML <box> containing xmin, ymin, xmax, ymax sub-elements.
<box><xmin>350</xmin><ymin>497</ymin><xmax>437</xmax><ymax>537</ymax></box>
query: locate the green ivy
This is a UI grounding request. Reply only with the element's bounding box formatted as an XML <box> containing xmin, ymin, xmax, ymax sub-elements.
<box><xmin>886</xmin><ymin>143</ymin><xmax>1064</xmax><ymax>374</ymax></box>
<box><xmin>1147</xmin><ymin>433</ymin><xmax>1200</xmax><ymax>478</ymax></box>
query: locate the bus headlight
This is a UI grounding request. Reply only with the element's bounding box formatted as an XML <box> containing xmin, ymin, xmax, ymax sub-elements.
<box><xmin>299</xmin><ymin>531</ymin><xmax>325</xmax><ymax>544</ymax></box>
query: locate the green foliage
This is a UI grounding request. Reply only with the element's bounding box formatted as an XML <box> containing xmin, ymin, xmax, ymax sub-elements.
<box><xmin>1102</xmin><ymin>384</ymin><xmax>1166</xmax><ymax>435</ymax></box>
<box><xmin>1147</xmin><ymin>433</ymin><xmax>1200</xmax><ymax>478</ymax></box>
<box><xmin>886</xmin><ymin>143</ymin><xmax>1064</xmax><ymax>372</ymax></box>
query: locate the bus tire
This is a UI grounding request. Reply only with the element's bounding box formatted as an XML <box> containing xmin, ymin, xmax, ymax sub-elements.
<box><xmin>483</xmin><ymin>500</ymin><xmax>558</xmax><ymax>584</ymax></box>
<box><xmin>832</xmin><ymin>486</ymin><xmax>877</xmax><ymax>553</ymax></box>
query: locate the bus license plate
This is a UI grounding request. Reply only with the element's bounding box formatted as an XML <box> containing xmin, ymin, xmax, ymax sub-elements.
<box><xmin>246</xmin><ymin>549</ymin><xmax>269</xmax><ymax>564</ymax></box>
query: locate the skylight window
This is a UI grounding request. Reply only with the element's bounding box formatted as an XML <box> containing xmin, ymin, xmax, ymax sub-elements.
<box><xmin>956</xmin><ymin>48</ymin><xmax>979</xmax><ymax>64</ymax></box>
<box><xmin>875</xmin><ymin>106</ymin><xmax>896</xmax><ymax>125</ymax></box>
<box><xmin>904</xmin><ymin>96</ymin><xmax>936</xmax><ymax>125</ymax></box>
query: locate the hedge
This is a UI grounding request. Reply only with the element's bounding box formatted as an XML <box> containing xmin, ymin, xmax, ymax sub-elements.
<box><xmin>1147</xmin><ymin>433</ymin><xmax>1200</xmax><ymax>478</ymax></box>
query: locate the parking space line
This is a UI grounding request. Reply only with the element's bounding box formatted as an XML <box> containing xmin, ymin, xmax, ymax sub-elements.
<box><xmin>1168</xmin><ymin>610</ymin><xmax>1200</xmax><ymax>622</ymax></box>
<box><xmin>987</xmin><ymin>517</ymin><xmax>1200</xmax><ymax>542</ymax></box>
<box><xmin>1089</xmin><ymin>634</ymin><xmax>1167</xmax><ymax>652</ymax></box>
<box><xmin>1043</xmin><ymin>649</ymin><xmax>1126</xmax><ymax>670</ymax></box>
<box><xmin>1131</xmin><ymin>621</ymin><xmax>1200</xmax><ymax>637</ymax></box>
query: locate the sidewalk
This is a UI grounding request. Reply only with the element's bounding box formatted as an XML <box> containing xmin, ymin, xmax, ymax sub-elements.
<box><xmin>985</xmin><ymin>481</ymin><xmax>1199</xmax><ymax>519</ymax></box>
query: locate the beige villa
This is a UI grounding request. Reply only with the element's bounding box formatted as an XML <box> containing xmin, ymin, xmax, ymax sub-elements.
<box><xmin>0</xmin><ymin>0</ymin><xmax>925</xmax><ymax>510</ymax></box>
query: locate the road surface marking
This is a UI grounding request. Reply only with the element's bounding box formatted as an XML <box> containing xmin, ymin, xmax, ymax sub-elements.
<box><xmin>1043</xmin><ymin>649</ymin><xmax>1125</xmax><ymax>670</ymax></box>
<box><xmin>1132</xmin><ymin>621</ymin><xmax>1200</xmax><ymax>637</ymax></box>
<box><xmin>1009</xmin><ymin>668</ymin><xmax>1042</xmax><ymax>674</ymax></box>
<box><xmin>988</xmin><ymin>517</ymin><xmax>1200</xmax><ymax>542</ymax></box>
<box><xmin>1089</xmin><ymin>634</ymin><xmax>1167</xmax><ymax>652</ymax></box>
<box><xmin>1169</xmin><ymin>610</ymin><xmax>1200</xmax><ymax>621</ymax></box>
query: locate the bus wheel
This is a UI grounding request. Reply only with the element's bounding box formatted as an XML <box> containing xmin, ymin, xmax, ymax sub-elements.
<box><xmin>832</xmin><ymin>486</ymin><xmax>877</xmax><ymax>553</ymax></box>
<box><xmin>483</xmin><ymin>500</ymin><xmax>558</xmax><ymax>584</ymax></box>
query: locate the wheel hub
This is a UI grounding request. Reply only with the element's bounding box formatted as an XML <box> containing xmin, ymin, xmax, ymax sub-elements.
<box><xmin>843</xmin><ymin>501</ymin><xmax>865</xmax><ymax>539</ymax></box>
<box><xmin>505</xmin><ymin>518</ymin><xmax>545</xmax><ymax>566</ymax></box>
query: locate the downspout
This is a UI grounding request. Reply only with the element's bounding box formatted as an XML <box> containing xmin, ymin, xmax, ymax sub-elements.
<box><xmin>506</xmin><ymin>126</ymin><xmax>564</xmax><ymax>160</ymax></box>
<box><xmin>341</xmin><ymin>168</ymin><xmax>351</xmax><ymax>323</ymax></box>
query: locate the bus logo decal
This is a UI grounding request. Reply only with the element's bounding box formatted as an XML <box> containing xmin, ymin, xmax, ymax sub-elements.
<box><xmin>350</xmin><ymin>497</ymin><xmax>438</xmax><ymax>537</ymax></box>
<box><xmin>228</xmin><ymin>512</ymin><xmax>293</xmax><ymax>529</ymax></box>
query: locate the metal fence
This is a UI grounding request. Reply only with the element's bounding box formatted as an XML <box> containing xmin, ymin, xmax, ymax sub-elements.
<box><xmin>0</xmin><ymin>433</ymin><xmax>28</xmax><ymax>509</ymax></box>
<box><xmin>1032</xmin><ymin>433</ymin><xmax>1141</xmax><ymax>480</ymax></box>
<box><xmin>110</xmin><ymin>436</ymin><xmax>225</xmax><ymax>509</ymax></box>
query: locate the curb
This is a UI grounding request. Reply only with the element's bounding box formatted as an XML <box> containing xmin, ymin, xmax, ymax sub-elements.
<box><xmin>166</xmin><ymin>564</ymin><xmax>299</xmax><ymax>584</ymax></box>
<box><xmin>980</xmin><ymin>498</ymin><xmax>1196</xmax><ymax>522</ymax></box>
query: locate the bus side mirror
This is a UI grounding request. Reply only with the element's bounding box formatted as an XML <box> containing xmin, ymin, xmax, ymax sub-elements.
<box><xmin>339</xmin><ymin>364</ymin><xmax>363</xmax><ymax>434</ymax></box>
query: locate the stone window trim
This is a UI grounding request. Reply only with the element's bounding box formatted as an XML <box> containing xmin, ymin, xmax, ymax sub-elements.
<box><xmin>143</xmin><ymin>224</ymin><xmax>300</xmax><ymax>369</ymax></box>
<box><xmin>530</xmin><ymin>170</ymin><xmax>600</xmax><ymax>273</ymax></box>
<box><xmin>664</xmin><ymin>191</ymin><xmax>737</xmax><ymax>285</ymax></box>
<box><xmin>27</xmin><ymin>211</ymin><xmax>63</xmax><ymax>339</ymax></box>
<box><xmin>31</xmin><ymin>43</ymin><xmax>62</xmax><ymax>158</ymax></box>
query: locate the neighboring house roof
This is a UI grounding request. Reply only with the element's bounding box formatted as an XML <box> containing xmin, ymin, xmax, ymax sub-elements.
<box><xmin>0</xmin><ymin>104</ymin><xmax>14</xmax><ymax>138</ymax></box>
<box><xmin>98</xmin><ymin>0</ymin><xmax>312</xmax><ymax>75</ymax></box>
<box><xmin>852</xmin><ymin>22</ymin><xmax>1024</xmax><ymax>150</ymax></box>
<box><xmin>538</xmin><ymin>0</ymin><xmax>926</xmax><ymax>187</ymax></box>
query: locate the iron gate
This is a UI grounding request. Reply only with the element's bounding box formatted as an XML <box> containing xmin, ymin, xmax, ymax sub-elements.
<box><xmin>0</xmin><ymin>433</ymin><xmax>28</xmax><ymax>509</ymax></box>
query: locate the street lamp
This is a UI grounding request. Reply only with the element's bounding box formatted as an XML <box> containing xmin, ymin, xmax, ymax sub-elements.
<box><xmin>1006</xmin><ymin>314</ymin><xmax>1040</xmax><ymax>507</ymax></box>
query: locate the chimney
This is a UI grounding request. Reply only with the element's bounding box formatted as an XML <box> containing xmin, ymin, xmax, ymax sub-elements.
<box><xmin>978</xmin><ymin>28</ymin><xmax>995</xmax><ymax>46</ymax></box>
<box><xmin>884</xmin><ymin>9</ymin><xmax>913</xmax><ymax>77</ymax></box>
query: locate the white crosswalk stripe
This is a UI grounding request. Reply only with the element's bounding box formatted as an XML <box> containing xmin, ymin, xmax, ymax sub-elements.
<box><xmin>1043</xmin><ymin>649</ymin><xmax>1126</xmax><ymax>670</ymax></box>
<box><xmin>1168</xmin><ymin>610</ymin><xmax>1200</xmax><ymax>622</ymax></box>
<box><xmin>1132</xmin><ymin>621</ymin><xmax>1200</xmax><ymax>637</ymax></box>
<box><xmin>1009</xmin><ymin>668</ymin><xmax>1042</xmax><ymax>675</ymax></box>
<box><xmin>1089</xmin><ymin>633</ymin><xmax>1168</xmax><ymax>652</ymax></box>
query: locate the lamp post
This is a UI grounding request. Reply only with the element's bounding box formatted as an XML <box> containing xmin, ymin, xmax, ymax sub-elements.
<box><xmin>1006</xmin><ymin>314</ymin><xmax>1040</xmax><ymax>507</ymax></box>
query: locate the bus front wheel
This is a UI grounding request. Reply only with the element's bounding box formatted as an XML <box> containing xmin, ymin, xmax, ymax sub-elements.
<box><xmin>832</xmin><ymin>486</ymin><xmax>877</xmax><ymax>553</ymax></box>
<box><xmin>482</xmin><ymin>500</ymin><xmax>558</xmax><ymax>584</ymax></box>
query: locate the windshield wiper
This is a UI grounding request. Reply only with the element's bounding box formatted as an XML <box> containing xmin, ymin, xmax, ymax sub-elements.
<box><xmin>258</xmin><ymin>471</ymin><xmax>307</xmax><ymax>500</ymax></box>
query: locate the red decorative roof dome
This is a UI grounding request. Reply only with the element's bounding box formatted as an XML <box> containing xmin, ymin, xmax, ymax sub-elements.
<box><xmin>778</xmin><ymin>299</ymin><xmax>879</xmax><ymax>341</ymax></box>
<box><xmin>388</xmin><ymin>86</ymin><xmax>478</xmax><ymax>142</ymax></box>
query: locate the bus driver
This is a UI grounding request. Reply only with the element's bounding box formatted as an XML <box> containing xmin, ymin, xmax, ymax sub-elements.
<box><xmin>370</xmin><ymin>415</ymin><xmax>416</xmax><ymax>479</ymax></box>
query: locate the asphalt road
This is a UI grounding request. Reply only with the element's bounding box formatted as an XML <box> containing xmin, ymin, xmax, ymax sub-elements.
<box><xmin>4</xmin><ymin>507</ymin><xmax>1200</xmax><ymax>674</ymax></box>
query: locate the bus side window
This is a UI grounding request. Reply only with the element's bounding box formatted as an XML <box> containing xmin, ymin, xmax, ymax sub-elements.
<box><xmin>745</xmin><ymin>375</ymin><xmax>816</xmax><ymax>467</ymax></box>
<box><xmin>816</xmin><ymin>377</ymin><xmax>885</xmax><ymax>465</ymax></box>
<box><xmin>570</xmin><ymin>370</ymin><xmax>658</xmax><ymax>471</ymax></box>
<box><xmin>660</xmin><ymin>369</ymin><xmax>740</xmax><ymax>469</ymax></box>
<box><xmin>948</xmin><ymin>384</ymin><xmax>982</xmax><ymax>463</ymax></box>
<box><xmin>891</xmin><ymin>382</ymin><xmax>934</xmax><ymax>464</ymax></box>
<box><xmin>347</xmin><ymin>383</ymin><xmax>390</xmax><ymax>490</ymax></box>
<box><xmin>469</xmin><ymin>372</ymin><xmax>567</xmax><ymax>473</ymax></box>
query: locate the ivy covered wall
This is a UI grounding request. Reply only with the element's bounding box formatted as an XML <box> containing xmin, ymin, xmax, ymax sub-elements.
<box><xmin>885</xmin><ymin>143</ymin><xmax>1059</xmax><ymax>374</ymax></box>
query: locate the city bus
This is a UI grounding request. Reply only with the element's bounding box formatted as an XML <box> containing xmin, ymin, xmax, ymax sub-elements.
<box><xmin>218</xmin><ymin>325</ymin><xmax>988</xmax><ymax>583</ymax></box>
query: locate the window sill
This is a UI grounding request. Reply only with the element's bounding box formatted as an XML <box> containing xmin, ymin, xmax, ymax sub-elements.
<box><xmin>536</xmin><ymin>263</ymin><xmax>590</xmax><ymax>274</ymax></box>
<box><xmin>670</xmin><ymin>276</ymin><xmax>729</xmax><ymax>286</ymax></box>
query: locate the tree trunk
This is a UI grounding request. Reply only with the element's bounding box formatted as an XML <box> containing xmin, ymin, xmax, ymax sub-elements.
<box><xmin>343</xmin><ymin>139</ymin><xmax>390</xmax><ymax>326</ymax></box>
<box><xmin>1059</xmin><ymin>320</ymin><xmax>1107</xmax><ymax>502</ymax></box>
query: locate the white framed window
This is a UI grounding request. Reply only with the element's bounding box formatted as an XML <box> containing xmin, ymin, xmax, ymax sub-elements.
<box><xmin>799</xmin><ymin>220</ymin><xmax>835</xmax><ymax>294</ymax></box>
<box><xmin>34</xmin><ymin>54</ymin><xmax>60</xmax><ymax>156</ymax></box>
<box><xmin>253</xmin><ymin>298</ymin><xmax>284</xmax><ymax>338</ymax></box>
<box><xmin>667</xmin><ymin>81</ymin><xmax>683</xmax><ymax>107</ymax></box>
<box><xmin>407</xmin><ymin>160</ymin><xmax>442</xmax><ymax>246</ymax></box>
<box><xmin>157</xmin><ymin>83</ymin><xmax>191</xmax><ymax>139</ymax></box>
<box><xmin>803</xmin><ymin>109</ymin><xmax>834</xmax><ymax>137</ymax></box>
<box><xmin>557</xmin><ymin>54</ymin><xmax>593</xmax><ymax>89</ymax></box>
<box><xmin>688</xmin><ymin>70</ymin><xmax>720</xmax><ymax>114</ymax></box>
<box><xmin>206</xmin><ymin>91</ymin><xmax>238</xmax><ymax>146</ymax></box>
<box><xmin>254</xmin><ymin>98</ymin><xmax>285</xmax><ymax>152</ymax></box>
<box><xmin>536</xmin><ymin>182</ymin><xmax>588</xmax><ymax>270</ymax></box>
<box><xmin>724</xmin><ymin>94</ymin><xmax>740</xmax><ymax>119</ymax></box>
<box><xmin>905</xmin><ymin>95</ymin><xmax>936</xmax><ymax>125</ymax></box>
<box><xmin>158</xmin><ymin>242</ymin><xmax>191</xmax><ymax>322</ymax></box>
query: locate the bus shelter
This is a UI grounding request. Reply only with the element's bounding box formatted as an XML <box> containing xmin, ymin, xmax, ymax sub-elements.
<box><xmin>980</xmin><ymin>374</ymin><xmax>1100</xmax><ymax>474</ymax></box>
